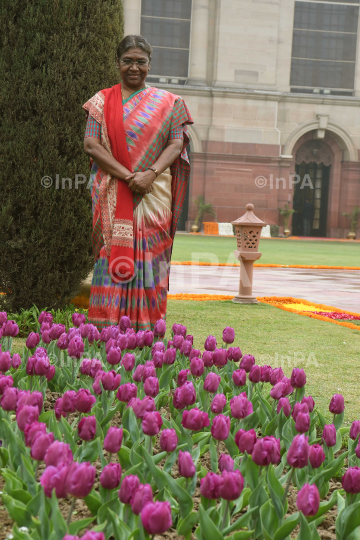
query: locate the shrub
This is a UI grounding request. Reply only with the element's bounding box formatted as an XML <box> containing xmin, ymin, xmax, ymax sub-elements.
<box><xmin>0</xmin><ymin>0</ymin><xmax>124</xmax><ymax>312</ymax></box>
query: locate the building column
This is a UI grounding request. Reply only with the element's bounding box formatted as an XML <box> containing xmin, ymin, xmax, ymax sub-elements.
<box><xmin>122</xmin><ymin>0</ymin><xmax>141</xmax><ymax>36</ymax></box>
<box><xmin>188</xmin><ymin>0</ymin><xmax>210</xmax><ymax>85</ymax></box>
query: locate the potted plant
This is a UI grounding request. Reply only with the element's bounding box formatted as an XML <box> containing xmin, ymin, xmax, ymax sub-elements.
<box><xmin>278</xmin><ymin>204</ymin><xmax>295</xmax><ymax>237</ymax></box>
<box><xmin>343</xmin><ymin>206</ymin><xmax>360</xmax><ymax>240</ymax></box>
<box><xmin>191</xmin><ymin>196</ymin><xmax>216</xmax><ymax>233</ymax></box>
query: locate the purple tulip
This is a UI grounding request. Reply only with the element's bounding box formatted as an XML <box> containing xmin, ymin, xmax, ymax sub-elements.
<box><xmin>177</xmin><ymin>369</ymin><xmax>190</xmax><ymax>387</ymax></box>
<box><xmin>154</xmin><ymin>319</ymin><xmax>166</xmax><ymax>337</ymax></box>
<box><xmin>296</xmin><ymin>483</ymin><xmax>320</xmax><ymax>516</ymax></box>
<box><xmin>235</xmin><ymin>429</ymin><xmax>257</xmax><ymax>454</ymax></box>
<box><xmin>172</xmin><ymin>323</ymin><xmax>187</xmax><ymax>337</ymax></box>
<box><xmin>227</xmin><ymin>347</ymin><xmax>242</xmax><ymax>362</ymax></box>
<box><xmin>211</xmin><ymin>414</ymin><xmax>230</xmax><ymax>441</ymax></box>
<box><xmin>62</xmin><ymin>390</ymin><xmax>77</xmax><ymax>413</ymax></box>
<box><xmin>153</xmin><ymin>351</ymin><xmax>164</xmax><ymax>369</ymax></box>
<box><xmin>218</xmin><ymin>469</ymin><xmax>244</xmax><ymax>500</ymax></box>
<box><xmin>82</xmin><ymin>532</ymin><xmax>105</xmax><ymax>540</ymax></box>
<box><xmin>100</xmin><ymin>463</ymin><xmax>122</xmax><ymax>489</ymax></box>
<box><xmin>291</xmin><ymin>368</ymin><xmax>306</xmax><ymax>389</ymax></box>
<box><xmin>75</xmin><ymin>389</ymin><xmax>96</xmax><ymax>413</ymax></box>
<box><xmin>322</xmin><ymin>424</ymin><xmax>336</xmax><ymax>447</ymax></box>
<box><xmin>190</xmin><ymin>357</ymin><xmax>204</xmax><ymax>377</ymax></box>
<box><xmin>45</xmin><ymin>441</ymin><xmax>73</xmax><ymax>467</ymax></box>
<box><xmin>56</xmin><ymin>333</ymin><xmax>69</xmax><ymax>351</ymax></box>
<box><xmin>117</xmin><ymin>383</ymin><xmax>137</xmax><ymax>403</ymax></box>
<box><xmin>261</xmin><ymin>365</ymin><xmax>272</xmax><ymax>382</ymax></box>
<box><xmin>92</xmin><ymin>371</ymin><xmax>106</xmax><ymax>395</ymax></box>
<box><xmin>277</xmin><ymin>397</ymin><xmax>291</xmax><ymax>417</ymax></box>
<box><xmin>72</xmin><ymin>313</ymin><xmax>86</xmax><ymax>327</ymax></box>
<box><xmin>119</xmin><ymin>474</ymin><xmax>140</xmax><ymax>504</ymax></box>
<box><xmin>240</xmin><ymin>354</ymin><xmax>255</xmax><ymax>373</ymax></box>
<box><xmin>117</xmin><ymin>333</ymin><xmax>128</xmax><ymax>351</ymax></box>
<box><xmin>78</xmin><ymin>416</ymin><xmax>97</xmax><ymax>441</ymax></box>
<box><xmin>39</xmin><ymin>311</ymin><xmax>53</xmax><ymax>325</ymax></box>
<box><xmin>230</xmin><ymin>395</ymin><xmax>253</xmax><ymax>419</ymax></box>
<box><xmin>249</xmin><ymin>365</ymin><xmax>261</xmax><ymax>384</ymax></box>
<box><xmin>49</xmin><ymin>324</ymin><xmax>66</xmax><ymax>341</ymax></box>
<box><xmin>130</xmin><ymin>396</ymin><xmax>156</xmax><ymax>419</ymax></box>
<box><xmin>172</xmin><ymin>334</ymin><xmax>184</xmax><ymax>350</ymax></box>
<box><xmin>46</xmin><ymin>365</ymin><xmax>56</xmax><ymax>381</ymax></box>
<box><xmin>219</xmin><ymin>454</ymin><xmax>234</xmax><ymax>472</ymax></box>
<box><xmin>41</xmin><ymin>464</ymin><xmax>69</xmax><ymax>498</ymax></box>
<box><xmin>2</xmin><ymin>320</ymin><xmax>19</xmax><ymax>337</ymax></box>
<box><xmin>68</xmin><ymin>335</ymin><xmax>84</xmax><ymax>359</ymax></box>
<box><xmin>26</xmin><ymin>332</ymin><xmax>40</xmax><ymax>350</ymax></box>
<box><xmin>178</xmin><ymin>450</ymin><xmax>196</xmax><ymax>478</ymax></box>
<box><xmin>160</xmin><ymin>429</ymin><xmax>178</xmax><ymax>453</ymax></box>
<box><xmin>204</xmin><ymin>335</ymin><xmax>217</xmax><ymax>351</ymax></box>
<box><xmin>24</xmin><ymin>421</ymin><xmax>47</xmax><ymax>447</ymax></box>
<box><xmin>142</xmin><ymin>362</ymin><xmax>156</xmax><ymax>382</ymax></box>
<box><xmin>0</xmin><ymin>386</ymin><xmax>18</xmax><ymax>411</ymax></box>
<box><xmin>34</xmin><ymin>356</ymin><xmax>50</xmax><ymax>376</ymax></box>
<box><xmin>350</xmin><ymin>421</ymin><xmax>360</xmax><ymax>441</ymax></box>
<box><xmin>31</xmin><ymin>432</ymin><xmax>54</xmax><ymax>461</ymax></box>
<box><xmin>309</xmin><ymin>444</ymin><xmax>325</xmax><ymax>468</ymax></box>
<box><xmin>119</xmin><ymin>316</ymin><xmax>132</xmax><ymax>332</ymax></box>
<box><xmin>200</xmin><ymin>471</ymin><xmax>221</xmax><ymax>499</ymax></box>
<box><xmin>141</xmin><ymin>500</ymin><xmax>172</xmax><ymax>535</ymax></box>
<box><xmin>66</xmin><ymin>461</ymin><xmax>96</xmax><ymax>498</ymax></box>
<box><xmin>142</xmin><ymin>373</ymin><xmax>158</xmax><ymax>396</ymax></box>
<box><xmin>182</xmin><ymin>408</ymin><xmax>210</xmax><ymax>431</ymax></box>
<box><xmin>252</xmin><ymin>437</ymin><xmax>281</xmax><ymax>467</ymax></box>
<box><xmin>287</xmin><ymin>434</ymin><xmax>309</xmax><ymax>468</ymax></box>
<box><xmin>133</xmin><ymin>364</ymin><xmax>144</xmax><ymax>382</ymax></box>
<box><xmin>16</xmin><ymin>404</ymin><xmax>39</xmax><ymax>431</ymax></box>
<box><xmin>342</xmin><ymin>467</ymin><xmax>360</xmax><ymax>494</ymax></box>
<box><xmin>292</xmin><ymin>402</ymin><xmax>309</xmax><ymax>421</ymax></box>
<box><xmin>152</xmin><ymin>342</ymin><xmax>165</xmax><ymax>355</ymax></box>
<box><xmin>180</xmin><ymin>339</ymin><xmax>192</xmax><ymax>357</ymax></box>
<box><xmin>54</xmin><ymin>397</ymin><xmax>66</xmax><ymax>420</ymax></box>
<box><xmin>0</xmin><ymin>312</ymin><xmax>7</xmax><ymax>325</ymax></box>
<box><xmin>136</xmin><ymin>331</ymin><xmax>146</xmax><ymax>349</ymax></box>
<box><xmin>202</xmin><ymin>351</ymin><xmax>214</xmax><ymax>367</ymax></box>
<box><xmin>127</xmin><ymin>332</ymin><xmax>137</xmax><ymax>350</ymax></box>
<box><xmin>164</xmin><ymin>348</ymin><xmax>176</xmax><ymax>365</ymax></box>
<box><xmin>189</xmin><ymin>349</ymin><xmax>201</xmax><ymax>361</ymax></box>
<box><xmin>17</xmin><ymin>389</ymin><xmax>43</xmax><ymax>413</ymax></box>
<box><xmin>142</xmin><ymin>411</ymin><xmax>163</xmax><ymax>436</ymax></box>
<box><xmin>105</xmin><ymin>339</ymin><xmax>116</xmax><ymax>355</ymax></box>
<box><xmin>102</xmin><ymin>370</ymin><xmax>121</xmax><ymax>392</ymax></box>
<box><xmin>131</xmin><ymin>484</ymin><xmax>153</xmax><ymax>515</ymax></box>
<box><xmin>121</xmin><ymin>353</ymin><xmax>135</xmax><ymax>372</ymax></box>
<box><xmin>213</xmin><ymin>348</ymin><xmax>228</xmax><ymax>368</ymax></box>
<box><xmin>295</xmin><ymin>412</ymin><xmax>310</xmax><ymax>434</ymax></box>
<box><xmin>222</xmin><ymin>326</ymin><xmax>235</xmax><ymax>344</ymax></box>
<box><xmin>329</xmin><ymin>394</ymin><xmax>345</xmax><ymax>415</ymax></box>
<box><xmin>106</xmin><ymin>346</ymin><xmax>121</xmax><ymax>366</ymax></box>
<box><xmin>270</xmin><ymin>367</ymin><xmax>284</xmax><ymax>385</ymax></box>
<box><xmin>178</xmin><ymin>381</ymin><xmax>196</xmax><ymax>407</ymax></box>
<box><xmin>204</xmin><ymin>372</ymin><xmax>221</xmax><ymax>393</ymax></box>
<box><xmin>211</xmin><ymin>393</ymin><xmax>227</xmax><ymax>414</ymax></box>
<box><xmin>104</xmin><ymin>426</ymin><xmax>123</xmax><ymax>454</ymax></box>
<box><xmin>0</xmin><ymin>352</ymin><xmax>11</xmax><ymax>373</ymax></box>
<box><xmin>232</xmin><ymin>369</ymin><xmax>247</xmax><ymax>387</ymax></box>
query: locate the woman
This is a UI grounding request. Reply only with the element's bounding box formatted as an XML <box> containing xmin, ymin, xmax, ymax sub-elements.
<box><xmin>83</xmin><ymin>35</ymin><xmax>193</xmax><ymax>331</ymax></box>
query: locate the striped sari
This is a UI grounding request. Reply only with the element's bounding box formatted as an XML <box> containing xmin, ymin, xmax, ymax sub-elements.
<box><xmin>83</xmin><ymin>85</ymin><xmax>193</xmax><ymax>331</ymax></box>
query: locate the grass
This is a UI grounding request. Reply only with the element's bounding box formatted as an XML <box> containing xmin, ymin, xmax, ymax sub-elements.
<box><xmin>172</xmin><ymin>234</ymin><xmax>360</xmax><ymax>266</ymax></box>
<box><xmin>12</xmin><ymin>300</ymin><xmax>360</xmax><ymax>423</ymax></box>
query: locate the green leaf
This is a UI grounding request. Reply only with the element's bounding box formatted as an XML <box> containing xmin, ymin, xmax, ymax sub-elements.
<box><xmin>260</xmin><ymin>500</ymin><xmax>279</xmax><ymax>540</ymax></box>
<box><xmin>26</xmin><ymin>490</ymin><xmax>42</xmax><ymax>517</ymax></box>
<box><xmin>0</xmin><ymin>447</ymin><xmax>9</xmax><ymax>467</ymax></box>
<box><xmin>1</xmin><ymin>493</ymin><xmax>32</xmax><ymax>528</ymax></box>
<box><xmin>239</xmin><ymin>453</ymin><xmax>259</xmax><ymax>491</ymax></box>
<box><xmin>122</xmin><ymin>406</ymin><xmax>140</xmax><ymax>444</ymax></box>
<box><xmin>334</xmin><ymin>411</ymin><xmax>344</xmax><ymax>431</ymax></box>
<box><xmin>273</xmin><ymin>512</ymin><xmax>300</xmax><ymax>540</ymax></box>
<box><xmin>265</xmin><ymin>415</ymin><xmax>278</xmax><ymax>436</ymax></box>
<box><xmin>84</xmin><ymin>491</ymin><xmax>102</xmax><ymax>516</ymax></box>
<box><xmin>228</xmin><ymin>532</ymin><xmax>255</xmax><ymax>540</ymax></box>
<box><xmin>163</xmin><ymin>450</ymin><xmax>178</xmax><ymax>473</ymax></box>
<box><xmin>108</xmin><ymin>508</ymin><xmax>131</xmax><ymax>540</ymax></box>
<box><xmin>39</xmin><ymin>488</ymin><xmax>50</xmax><ymax>539</ymax></box>
<box><xmin>160</xmin><ymin>365</ymin><xmax>173</xmax><ymax>389</ymax></box>
<box><xmin>69</xmin><ymin>517</ymin><xmax>96</xmax><ymax>535</ymax></box>
<box><xmin>267</xmin><ymin>464</ymin><xmax>285</xmax><ymax>520</ymax></box>
<box><xmin>298</xmin><ymin>511</ymin><xmax>312</xmax><ymax>540</ymax></box>
<box><xmin>11</xmin><ymin>489</ymin><xmax>32</xmax><ymax>505</ymax></box>
<box><xmin>222</xmin><ymin>506</ymin><xmax>258</xmax><ymax>535</ymax></box>
<box><xmin>100</xmin><ymin>401</ymin><xmax>122</xmax><ymax>427</ymax></box>
<box><xmin>50</xmin><ymin>491</ymin><xmax>67</xmax><ymax>540</ymax></box>
<box><xmin>209</xmin><ymin>437</ymin><xmax>218</xmax><ymax>473</ymax></box>
<box><xmin>340</xmin><ymin>501</ymin><xmax>360</xmax><ymax>539</ymax></box>
<box><xmin>38</xmin><ymin>410</ymin><xmax>52</xmax><ymax>424</ymax></box>
<box><xmin>118</xmin><ymin>446</ymin><xmax>132</xmax><ymax>470</ymax></box>
<box><xmin>199</xmin><ymin>505</ymin><xmax>224</xmax><ymax>540</ymax></box>
<box><xmin>224</xmin><ymin>432</ymin><xmax>239</xmax><ymax>458</ymax></box>
<box><xmin>177</xmin><ymin>511</ymin><xmax>199</xmax><ymax>537</ymax></box>
<box><xmin>79</xmin><ymin>438</ymin><xmax>101</xmax><ymax>462</ymax></box>
<box><xmin>310</xmin><ymin>451</ymin><xmax>348</xmax><ymax>487</ymax></box>
<box><xmin>308</xmin><ymin>490</ymin><xmax>338</xmax><ymax>523</ymax></box>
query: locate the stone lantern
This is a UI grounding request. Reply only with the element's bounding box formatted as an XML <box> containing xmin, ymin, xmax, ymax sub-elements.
<box><xmin>231</xmin><ymin>203</ymin><xmax>266</xmax><ymax>304</ymax></box>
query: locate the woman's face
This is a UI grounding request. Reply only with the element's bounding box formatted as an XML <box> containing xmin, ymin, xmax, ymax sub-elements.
<box><xmin>118</xmin><ymin>47</ymin><xmax>150</xmax><ymax>89</ymax></box>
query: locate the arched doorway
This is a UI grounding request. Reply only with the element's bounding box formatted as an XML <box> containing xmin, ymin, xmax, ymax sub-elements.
<box><xmin>292</xmin><ymin>140</ymin><xmax>332</xmax><ymax>238</ymax></box>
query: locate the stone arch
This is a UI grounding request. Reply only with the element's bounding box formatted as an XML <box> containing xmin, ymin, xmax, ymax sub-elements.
<box><xmin>283</xmin><ymin>119</ymin><xmax>358</xmax><ymax>162</ymax></box>
<box><xmin>186</xmin><ymin>124</ymin><xmax>202</xmax><ymax>153</ymax></box>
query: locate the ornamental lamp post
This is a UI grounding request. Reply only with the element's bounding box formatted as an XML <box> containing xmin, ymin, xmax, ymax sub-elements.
<box><xmin>232</xmin><ymin>203</ymin><xmax>266</xmax><ymax>304</ymax></box>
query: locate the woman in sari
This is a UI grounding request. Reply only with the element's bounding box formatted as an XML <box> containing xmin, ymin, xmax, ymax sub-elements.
<box><xmin>83</xmin><ymin>35</ymin><xmax>193</xmax><ymax>331</ymax></box>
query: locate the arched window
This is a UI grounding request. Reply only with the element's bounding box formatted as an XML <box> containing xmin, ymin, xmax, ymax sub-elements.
<box><xmin>141</xmin><ymin>0</ymin><xmax>192</xmax><ymax>85</ymax></box>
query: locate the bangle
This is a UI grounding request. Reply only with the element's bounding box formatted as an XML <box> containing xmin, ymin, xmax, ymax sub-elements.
<box><xmin>147</xmin><ymin>167</ymin><xmax>158</xmax><ymax>178</ymax></box>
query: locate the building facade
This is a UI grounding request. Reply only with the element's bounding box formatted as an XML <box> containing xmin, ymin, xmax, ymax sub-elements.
<box><xmin>123</xmin><ymin>0</ymin><xmax>360</xmax><ymax>238</ymax></box>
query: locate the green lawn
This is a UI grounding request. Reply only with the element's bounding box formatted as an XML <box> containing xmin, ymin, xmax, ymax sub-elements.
<box><xmin>172</xmin><ymin>234</ymin><xmax>360</xmax><ymax>266</ymax></box>
<box><xmin>12</xmin><ymin>300</ymin><xmax>360</xmax><ymax>423</ymax></box>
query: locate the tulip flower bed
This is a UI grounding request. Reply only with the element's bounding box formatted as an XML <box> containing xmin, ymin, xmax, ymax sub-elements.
<box><xmin>1</xmin><ymin>310</ymin><xmax>360</xmax><ymax>540</ymax></box>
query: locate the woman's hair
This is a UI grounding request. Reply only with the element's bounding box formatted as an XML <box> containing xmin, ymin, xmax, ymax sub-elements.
<box><xmin>116</xmin><ymin>35</ymin><xmax>153</xmax><ymax>62</ymax></box>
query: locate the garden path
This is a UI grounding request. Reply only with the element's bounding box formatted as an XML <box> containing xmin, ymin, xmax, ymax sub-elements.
<box><xmin>168</xmin><ymin>266</ymin><xmax>360</xmax><ymax>311</ymax></box>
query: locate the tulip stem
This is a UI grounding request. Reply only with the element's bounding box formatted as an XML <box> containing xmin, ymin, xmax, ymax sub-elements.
<box><xmin>282</xmin><ymin>468</ymin><xmax>295</xmax><ymax>506</ymax></box>
<box><xmin>148</xmin><ymin>436</ymin><xmax>152</xmax><ymax>455</ymax></box>
<box><xmin>67</xmin><ymin>497</ymin><xmax>76</xmax><ymax>526</ymax></box>
<box><xmin>34</xmin><ymin>462</ymin><xmax>39</xmax><ymax>479</ymax></box>
<box><xmin>221</xmin><ymin>500</ymin><xmax>230</xmax><ymax>530</ymax></box>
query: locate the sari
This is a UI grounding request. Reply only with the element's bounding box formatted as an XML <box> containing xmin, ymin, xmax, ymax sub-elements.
<box><xmin>83</xmin><ymin>85</ymin><xmax>193</xmax><ymax>331</ymax></box>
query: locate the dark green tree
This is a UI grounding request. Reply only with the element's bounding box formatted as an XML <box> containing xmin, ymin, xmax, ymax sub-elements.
<box><xmin>0</xmin><ymin>0</ymin><xmax>124</xmax><ymax>312</ymax></box>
